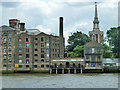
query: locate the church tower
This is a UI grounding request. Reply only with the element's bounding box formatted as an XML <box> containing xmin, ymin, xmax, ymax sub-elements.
<box><xmin>89</xmin><ymin>2</ymin><xmax>103</xmax><ymax>44</ymax></box>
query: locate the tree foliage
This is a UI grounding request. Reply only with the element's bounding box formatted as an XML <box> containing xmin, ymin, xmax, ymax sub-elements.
<box><xmin>66</xmin><ymin>31</ymin><xmax>91</xmax><ymax>58</ymax></box>
<box><xmin>66</xmin><ymin>31</ymin><xmax>91</xmax><ymax>52</ymax></box>
<box><xmin>68</xmin><ymin>45</ymin><xmax>83</xmax><ymax>58</ymax></box>
<box><xmin>106</xmin><ymin>27</ymin><xmax>120</xmax><ymax>58</ymax></box>
<box><xmin>102</xmin><ymin>43</ymin><xmax>112</xmax><ymax>58</ymax></box>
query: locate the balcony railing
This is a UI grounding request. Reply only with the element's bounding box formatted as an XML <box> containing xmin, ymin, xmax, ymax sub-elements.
<box><xmin>50</xmin><ymin>65</ymin><xmax>84</xmax><ymax>69</ymax></box>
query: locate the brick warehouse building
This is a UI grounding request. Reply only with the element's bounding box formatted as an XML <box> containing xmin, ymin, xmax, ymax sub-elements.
<box><xmin>0</xmin><ymin>17</ymin><xmax>65</xmax><ymax>72</ymax></box>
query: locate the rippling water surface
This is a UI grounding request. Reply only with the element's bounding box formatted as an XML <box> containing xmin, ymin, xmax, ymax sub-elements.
<box><xmin>2</xmin><ymin>73</ymin><xmax>118</xmax><ymax>88</ymax></box>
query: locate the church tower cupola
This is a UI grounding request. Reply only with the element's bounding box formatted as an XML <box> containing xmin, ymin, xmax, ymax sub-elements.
<box><xmin>89</xmin><ymin>2</ymin><xmax>103</xmax><ymax>44</ymax></box>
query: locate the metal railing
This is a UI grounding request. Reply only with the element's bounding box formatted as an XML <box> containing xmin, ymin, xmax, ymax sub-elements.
<box><xmin>50</xmin><ymin>65</ymin><xmax>84</xmax><ymax>69</ymax></box>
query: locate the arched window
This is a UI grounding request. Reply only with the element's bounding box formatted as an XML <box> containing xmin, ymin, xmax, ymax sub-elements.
<box><xmin>41</xmin><ymin>59</ymin><xmax>44</xmax><ymax>62</ymax></box>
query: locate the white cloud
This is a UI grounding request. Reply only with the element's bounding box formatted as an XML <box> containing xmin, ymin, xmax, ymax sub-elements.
<box><xmin>36</xmin><ymin>25</ymin><xmax>52</xmax><ymax>34</ymax></box>
<box><xmin>64</xmin><ymin>22</ymin><xmax>90</xmax><ymax>46</ymax></box>
<box><xmin>1</xmin><ymin>0</ymin><xmax>118</xmax><ymax>46</ymax></box>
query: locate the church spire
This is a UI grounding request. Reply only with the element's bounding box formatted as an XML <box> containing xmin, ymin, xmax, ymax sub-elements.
<box><xmin>93</xmin><ymin>2</ymin><xmax>99</xmax><ymax>30</ymax></box>
<box><xmin>95</xmin><ymin>2</ymin><xmax>98</xmax><ymax>19</ymax></box>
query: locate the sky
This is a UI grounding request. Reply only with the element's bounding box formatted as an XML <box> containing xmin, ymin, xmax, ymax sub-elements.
<box><xmin>0</xmin><ymin>0</ymin><xmax>118</xmax><ymax>46</ymax></box>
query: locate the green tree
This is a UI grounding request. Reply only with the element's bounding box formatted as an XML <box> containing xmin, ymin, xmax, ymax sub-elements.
<box><xmin>66</xmin><ymin>31</ymin><xmax>91</xmax><ymax>52</ymax></box>
<box><xmin>66</xmin><ymin>31</ymin><xmax>91</xmax><ymax>58</ymax></box>
<box><xmin>106</xmin><ymin>27</ymin><xmax>120</xmax><ymax>58</ymax></box>
<box><xmin>102</xmin><ymin>43</ymin><xmax>112</xmax><ymax>58</ymax></box>
<box><xmin>68</xmin><ymin>45</ymin><xmax>83</xmax><ymax>58</ymax></box>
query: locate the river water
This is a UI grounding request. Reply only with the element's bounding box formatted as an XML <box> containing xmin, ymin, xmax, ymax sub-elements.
<box><xmin>1</xmin><ymin>73</ymin><xmax>119</xmax><ymax>88</ymax></box>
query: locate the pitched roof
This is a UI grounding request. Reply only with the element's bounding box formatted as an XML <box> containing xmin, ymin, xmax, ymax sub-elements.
<box><xmin>84</xmin><ymin>40</ymin><xmax>102</xmax><ymax>47</ymax></box>
<box><xmin>0</xmin><ymin>25</ymin><xmax>16</xmax><ymax>31</ymax></box>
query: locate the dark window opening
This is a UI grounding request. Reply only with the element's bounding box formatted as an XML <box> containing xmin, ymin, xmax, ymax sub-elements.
<box><xmin>41</xmin><ymin>59</ymin><xmax>44</xmax><ymax>62</ymax></box>
<box><xmin>35</xmin><ymin>54</ymin><xmax>38</xmax><ymax>56</ymax></box>
<box><xmin>19</xmin><ymin>65</ymin><xmax>22</xmax><ymax>68</ymax></box>
<box><xmin>35</xmin><ymin>49</ymin><xmax>38</xmax><ymax>51</ymax></box>
<box><xmin>34</xmin><ymin>65</ymin><xmax>37</xmax><ymax>68</ymax></box>
<box><xmin>41</xmin><ymin>54</ymin><xmax>44</xmax><ymax>58</ymax></box>
<box><xmin>26</xmin><ymin>38</ymin><xmax>29</xmax><ymax>42</ymax></box>
<box><xmin>41</xmin><ymin>65</ymin><xmax>44</xmax><ymax>68</ymax></box>
<box><xmin>46</xmin><ymin>65</ymin><xmax>49</xmax><ymax>68</ymax></box>
<box><xmin>26</xmin><ymin>54</ymin><xmax>29</xmax><ymax>58</ymax></box>
<box><xmin>41</xmin><ymin>37</ymin><xmax>44</xmax><ymax>41</ymax></box>
<box><xmin>35</xmin><ymin>38</ymin><xmax>38</xmax><ymax>40</ymax></box>
<box><xmin>26</xmin><ymin>65</ymin><xmax>29</xmax><ymax>68</ymax></box>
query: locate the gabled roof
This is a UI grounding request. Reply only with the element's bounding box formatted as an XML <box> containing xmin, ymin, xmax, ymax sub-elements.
<box><xmin>84</xmin><ymin>40</ymin><xmax>102</xmax><ymax>47</ymax></box>
<box><xmin>0</xmin><ymin>25</ymin><xmax>17</xmax><ymax>31</ymax></box>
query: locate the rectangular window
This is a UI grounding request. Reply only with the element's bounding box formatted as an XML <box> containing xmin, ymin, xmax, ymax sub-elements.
<box><xmin>41</xmin><ymin>54</ymin><xmax>44</xmax><ymax>58</ymax></box>
<box><xmin>4</xmin><ymin>49</ymin><xmax>6</xmax><ymax>52</ymax></box>
<box><xmin>46</xmin><ymin>65</ymin><xmax>49</xmax><ymax>68</ymax></box>
<box><xmin>3</xmin><ymin>65</ymin><xmax>6</xmax><ymax>67</ymax></box>
<box><xmin>18</xmin><ymin>44</ymin><xmax>22</xmax><ymax>47</ymax></box>
<box><xmin>46</xmin><ymin>43</ymin><xmax>49</xmax><ymax>47</ymax></box>
<box><xmin>41</xmin><ymin>37</ymin><xmax>44</xmax><ymax>41</ymax></box>
<box><xmin>3</xmin><ymin>54</ymin><xmax>7</xmax><ymax>58</ymax></box>
<box><xmin>86</xmin><ymin>48</ymin><xmax>89</xmax><ymax>53</ymax></box>
<box><xmin>92</xmin><ymin>56</ymin><xmax>95</xmax><ymax>61</ymax></box>
<box><xmin>9</xmin><ymin>60</ymin><xmax>12</xmax><ymax>63</ymax></box>
<box><xmin>9</xmin><ymin>33</ymin><xmax>12</xmax><ymax>36</ymax></box>
<box><xmin>4</xmin><ymin>43</ymin><xmax>7</xmax><ymax>47</ymax></box>
<box><xmin>26</xmin><ymin>38</ymin><xmax>29</xmax><ymax>42</ymax></box>
<box><xmin>4</xmin><ymin>59</ymin><xmax>6</xmax><ymax>63</ymax></box>
<box><xmin>19</xmin><ymin>60</ymin><xmax>22</xmax><ymax>63</ymax></box>
<box><xmin>9</xmin><ymin>38</ymin><xmax>11</xmax><ymax>42</ymax></box>
<box><xmin>46</xmin><ymin>59</ymin><xmax>49</xmax><ymax>62</ymax></box>
<box><xmin>97</xmin><ymin>47</ymin><xmax>101</xmax><ymax>53</ymax></box>
<box><xmin>35</xmin><ymin>59</ymin><xmax>38</xmax><ymax>62</ymax></box>
<box><xmin>34</xmin><ymin>65</ymin><xmax>37</xmax><ymax>68</ymax></box>
<box><xmin>26</xmin><ymin>65</ymin><xmax>29</xmax><ymax>68</ymax></box>
<box><xmin>46</xmin><ymin>48</ymin><xmax>49</xmax><ymax>52</ymax></box>
<box><xmin>19</xmin><ymin>54</ymin><xmax>22</xmax><ymax>58</ymax></box>
<box><xmin>26</xmin><ymin>60</ymin><xmax>29</xmax><ymax>64</ymax></box>
<box><xmin>34</xmin><ymin>54</ymin><xmax>38</xmax><ymax>56</ymax></box>
<box><xmin>41</xmin><ymin>65</ymin><xmax>44</xmax><ymax>68</ymax></box>
<box><xmin>46</xmin><ymin>54</ymin><xmax>49</xmax><ymax>57</ymax></box>
<box><xmin>41</xmin><ymin>43</ymin><xmax>44</xmax><ymax>47</ymax></box>
<box><xmin>3</xmin><ymin>33</ymin><xmax>7</xmax><ymax>36</ymax></box>
<box><xmin>35</xmin><ymin>43</ymin><xmax>38</xmax><ymax>46</ymax></box>
<box><xmin>35</xmin><ymin>38</ymin><xmax>38</xmax><ymax>40</ymax></box>
<box><xmin>41</xmin><ymin>48</ymin><xmax>44</xmax><ymax>53</ymax></box>
<box><xmin>26</xmin><ymin>49</ymin><xmax>29</xmax><ymax>52</ymax></box>
<box><xmin>46</xmin><ymin>37</ymin><xmax>49</xmax><ymax>41</ymax></box>
<box><xmin>19</xmin><ymin>49</ymin><xmax>22</xmax><ymax>52</ymax></box>
<box><xmin>98</xmin><ymin>56</ymin><xmax>101</xmax><ymax>60</ymax></box>
<box><xmin>26</xmin><ymin>54</ymin><xmax>29</xmax><ymax>58</ymax></box>
<box><xmin>91</xmin><ymin>63</ymin><xmax>96</xmax><ymax>67</ymax></box>
<box><xmin>3</xmin><ymin>38</ymin><xmax>6</xmax><ymax>42</ymax></box>
<box><xmin>92</xmin><ymin>48</ymin><xmax>95</xmax><ymax>53</ymax></box>
<box><xmin>9</xmin><ymin>48</ymin><xmax>12</xmax><ymax>52</ymax></box>
<box><xmin>26</xmin><ymin>43</ymin><xmax>29</xmax><ymax>47</ymax></box>
<box><xmin>19</xmin><ymin>65</ymin><xmax>22</xmax><ymax>68</ymax></box>
<box><xmin>35</xmin><ymin>49</ymin><xmax>37</xmax><ymax>51</ymax></box>
<box><xmin>9</xmin><ymin>54</ymin><xmax>11</xmax><ymax>57</ymax></box>
<box><xmin>9</xmin><ymin>43</ymin><xmax>11</xmax><ymax>47</ymax></box>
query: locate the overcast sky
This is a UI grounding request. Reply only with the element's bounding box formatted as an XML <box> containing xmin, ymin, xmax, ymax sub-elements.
<box><xmin>0</xmin><ymin>0</ymin><xmax>118</xmax><ymax>46</ymax></box>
